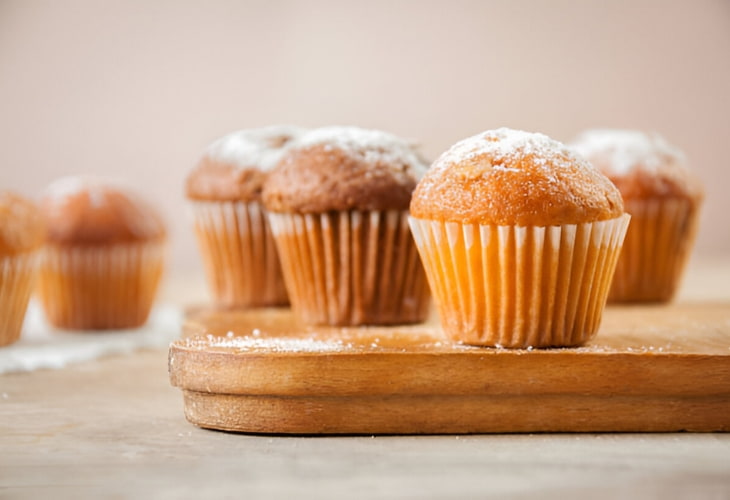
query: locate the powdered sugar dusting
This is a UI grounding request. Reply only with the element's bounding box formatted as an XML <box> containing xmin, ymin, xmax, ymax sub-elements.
<box><xmin>570</xmin><ymin>129</ymin><xmax>687</xmax><ymax>176</ymax></box>
<box><xmin>411</xmin><ymin>128</ymin><xmax>624</xmax><ymax>226</ymax></box>
<box><xmin>296</xmin><ymin>126</ymin><xmax>429</xmax><ymax>179</ymax></box>
<box><xmin>42</xmin><ymin>176</ymin><xmax>165</xmax><ymax>241</ymax></box>
<box><xmin>44</xmin><ymin>176</ymin><xmax>106</xmax><ymax>203</ymax></box>
<box><xmin>205</xmin><ymin>125</ymin><xmax>304</xmax><ymax>171</ymax></box>
<box><xmin>182</xmin><ymin>333</ymin><xmax>354</xmax><ymax>353</ymax></box>
<box><xmin>434</xmin><ymin>128</ymin><xmax>583</xmax><ymax>174</ymax></box>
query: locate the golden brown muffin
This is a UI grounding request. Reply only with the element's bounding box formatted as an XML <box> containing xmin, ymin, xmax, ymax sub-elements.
<box><xmin>186</xmin><ymin>126</ymin><xmax>303</xmax><ymax>309</ymax></box>
<box><xmin>571</xmin><ymin>129</ymin><xmax>704</xmax><ymax>303</ymax></box>
<box><xmin>411</xmin><ymin>130</ymin><xmax>624</xmax><ymax>225</ymax></box>
<box><xmin>37</xmin><ymin>177</ymin><xmax>166</xmax><ymax>330</ymax></box>
<box><xmin>262</xmin><ymin>125</ymin><xmax>431</xmax><ymax>326</ymax></box>
<box><xmin>410</xmin><ymin>128</ymin><xmax>630</xmax><ymax>348</ymax></box>
<box><xmin>0</xmin><ymin>191</ymin><xmax>45</xmax><ymax>346</ymax></box>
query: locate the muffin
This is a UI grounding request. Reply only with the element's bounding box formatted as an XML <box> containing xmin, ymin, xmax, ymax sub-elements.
<box><xmin>186</xmin><ymin>126</ymin><xmax>303</xmax><ymax>309</ymax></box>
<box><xmin>571</xmin><ymin>129</ymin><xmax>703</xmax><ymax>303</ymax></box>
<box><xmin>38</xmin><ymin>177</ymin><xmax>166</xmax><ymax>329</ymax></box>
<box><xmin>0</xmin><ymin>192</ymin><xmax>45</xmax><ymax>346</ymax></box>
<box><xmin>409</xmin><ymin>128</ymin><xmax>630</xmax><ymax>348</ymax></box>
<box><xmin>262</xmin><ymin>126</ymin><xmax>431</xmax><ymax>326</ymax></box>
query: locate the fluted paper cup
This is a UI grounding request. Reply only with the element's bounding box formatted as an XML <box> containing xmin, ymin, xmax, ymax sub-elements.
<box><xmin>268</xmin><ymin>210</ymin><xmax>431</xmax><ymax>326</ymax></box>
<box><xmin>0</xmin><ymin>252</ymin><xmax>40</xmax><ymax>346</ymax></box>
<box><xmin>38</xmin><ymin>242</ymin><xmax>164</xmax><ymax>330</ymax></box>
<box><xmin>409</xmin><ymin>214</ymin><xmax>630</xmax><ymax>348</ymax></box>
<box><xmin>191</xmin><ymin>201</ymin><xmax>288</xmax><ymax>308</ymax></box>
<box><xmin>609</xmin><ymin>198</ymin><xmax>700</xmax><ymax>303</ymax></box>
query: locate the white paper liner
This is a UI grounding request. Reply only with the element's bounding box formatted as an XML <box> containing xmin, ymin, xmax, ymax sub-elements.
<box><xmin>609</xmin><ymin>198</ymin><xmax>700</xmax><ymax>303</ymax></box>
<box><xmin>409</xmin><ymin>215</ymin><xmax>630</xmax><ymax>348</ymax></box>
<box><xmin>38</xmin><ymin>242</ymin><xmax>164</xmax><ymax>330</ymax></box>
<box><xmin>268</xmin><ymin>210</ymin><xmax>430</xmax><ymax>326</ymax></box>
<box><xmin>0</xmin><ymin>252</ymin><xmax>39</xmax><ymax>346</ymax></box>
<box><xmin>191</xmin><ymin>201</ymin><xmax>288</xmax><ymax>308</ymax></box>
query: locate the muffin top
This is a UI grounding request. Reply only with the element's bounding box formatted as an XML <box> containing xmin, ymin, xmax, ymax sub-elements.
<box><xmin>186</xmin><ymin>125</ymin><xmax>304</xmax><ymax>202</ymax></box>
<box><xmin>262</xmin><ymin>126</ymin><xmax>429</xmax><ymax>213</ymax></box>
<box><xmin>0</xmin><ymin>191</ymin><xmax>45</xmax><ymax>256</ymax></box>
<box><xmin>570</xmin><ymin>129</ymin><xmax>703</xmax><ymax>201</ymax></box>
<box><xmin>410</xmin><ymin>128</ymin><xmax>624</xmax><ymax>226</ymax></box>
<box><xmin>41</xmin><ymin>177</ymin><xmax>166</xmax><ymax>246</ymax></box>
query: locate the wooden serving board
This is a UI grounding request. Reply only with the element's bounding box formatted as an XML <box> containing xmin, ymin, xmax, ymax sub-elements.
<box><xmin>168</xmin><ymin>303</ymin><xmax>730</xmax><ymax>434</ymax></box>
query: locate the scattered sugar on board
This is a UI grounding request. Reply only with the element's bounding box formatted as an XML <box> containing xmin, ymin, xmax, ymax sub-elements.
<box><xmin>184</xmin><ymin>334</ymin><xmax>354</xmax><ymax>353</ymax></box>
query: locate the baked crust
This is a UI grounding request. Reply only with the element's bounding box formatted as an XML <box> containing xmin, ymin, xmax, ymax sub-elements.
<box><xmin>41</xmin><ymin>177</ymin><xmax>165</xmax><ymax>246</ymax></box>
<box><xmin>0</xmin><ymin>191</ymin><xmax>45</xmax><ymax>256</ymax></box>
<box><xmin>410</xmin><ymin>128</ymin><xmax>624</xmax><ymax>226</ymax></box>
<box><xmin>262</xmin><ymin>126</ymin><xmax>428</xmax><ymax>213</ymax></box>
<box><xmin>571</xmin><ymin>129</ymin><xmax>704</xmax><ymax>202</ymax></box>
<box><xmin>186</xmin><ymin>126</ymin><xmax>303</xmax><ymax>202</ymax></box>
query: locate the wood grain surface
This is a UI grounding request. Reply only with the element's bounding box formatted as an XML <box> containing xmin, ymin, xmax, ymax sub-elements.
<box><xmin>3</xmin><ymin>259</ymin><xmax>730</xmax><ymax>498</ymax></box>
<box><xmin>169</xmin><ymin>303</ymin><xmax>730</xmax><ymax>434</ymax></box>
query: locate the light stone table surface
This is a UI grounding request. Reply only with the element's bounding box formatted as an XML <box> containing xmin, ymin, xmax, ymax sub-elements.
<box><xmin>1</xmin><ymin>257</ymin><xmax>729</xmax><ymax>499</ymax></box>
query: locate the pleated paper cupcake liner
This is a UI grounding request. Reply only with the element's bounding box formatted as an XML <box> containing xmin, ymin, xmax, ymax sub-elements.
<box><xmin>409</xmin><ymin>214</ymin><xmax>630</xmax><ymax>348</ymax></box>
<box><xmin>38</xmin><ymin>242</ymin><xmax>165</xmax><ymax>330</ymax></box>
<box><xmin>192</xmin><ymin>201</ymin><xmax>288</xmax><ymax>308</ymax></box>
<box><xmin>608</xmin><ymin>198</ymin><xmax>701</xmax><ymax>303</ymax></box>
<box><xmin>268</xmin><ymin>210</ymin><xmax>431</xmax><ymax>326</ymax></box>
<box><xmin>0</xmin><ymin>252</ymin><xmax>40</xmax><ymax>346</ymax></box>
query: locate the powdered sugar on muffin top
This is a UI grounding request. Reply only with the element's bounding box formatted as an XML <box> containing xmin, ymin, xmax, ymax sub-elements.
<box><xmin>296</xmin><ymin>126</ymin><xmax>429</xmax><ymax>180</ymax></box>
<box><xmin>204</xmin><ymin>125</ymin><xmax>304</xmax><ymax>171</ymax></box>
<box><xmin>410</xmin><ymin>128</ymin><xmax>624</xmax><ymax>226</ymax></box>
<box><xmin>570</xmin><ymin>129</ymin><xmax>687</xmax><ymax>176</ymax></box>
<box><xmin>433</xmin><ymin>128</ymin><xmax>580</xmax><ymax>174</ymax></box>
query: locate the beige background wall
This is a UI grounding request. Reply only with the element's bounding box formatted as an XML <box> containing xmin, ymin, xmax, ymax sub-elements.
<box><xmin>2</xmin><ymin>0</ymin><xmax>729</xmax><ymax>275</ymax></box>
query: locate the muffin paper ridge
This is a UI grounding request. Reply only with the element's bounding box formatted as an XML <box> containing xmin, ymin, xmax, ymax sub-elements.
<box><xmin>409</xmin><ymin>214</ymin><xmax>630</xmax><ymax>348</ymax></box>
<box><xmin>0</xmin><ymin>252</ymin><xmax>40</xmax><ymax>346</ymax></box>
<box><xmin>191</xmin><ymin>201</ymin><xmax>288</xmax><ymax>308</ymax></box>
<box><xmin>609</xmin><ymin>198</ymin><xmax>700</xmax><ymax>303</ymax></box>
<box><xmin>269</xmin><ymin>210</ymin><xmax>430</xmax><ymax>326</ymax></box>
<box><xmin>38</xmin><ymin>242</ymin><xmax>164</xmax><ymax>330</ymax></box>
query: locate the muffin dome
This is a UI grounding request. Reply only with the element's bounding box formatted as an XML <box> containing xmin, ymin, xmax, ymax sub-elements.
<box><xmin>186</xmin><ymin>126</ymin><xmax>304</xmax><ymax>202</ymax></box>
<box><xmin>570</xmin><ymin>129</ymin><xmax>703</xmax><ymax>201</ymax></box>
<box><xmin>410</xmin><ymin>128</ymin><xmax>624</xmax><ymax>226</ymax></box>
<box><xmin>262</xmin><ymin>126</ymin><xmax>428</xmax><ymax>213</ymax></box>
<box><xmin>41</xmin><ymin>177</ymin><xmax>165</xmax><ymax>246</ymax></box>
<box><xmin>0</xmin><ymin>191</ymin><xmax>45</xmax><ymax>256</ymax></box>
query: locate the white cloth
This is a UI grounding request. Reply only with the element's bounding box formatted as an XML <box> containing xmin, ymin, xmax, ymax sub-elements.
<box><xmin>0</xmin><ymin>300</ymin><xmax>181</xmax><ymax>374</ymax></box>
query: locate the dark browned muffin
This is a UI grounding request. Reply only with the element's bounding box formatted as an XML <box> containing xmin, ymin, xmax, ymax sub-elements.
<box><xmin>262</xmin><ymin>125</ymin><xmax>430</xmax><ymax>326</ymax></box>
<box><xmin>186</xmin><ymin>126</ymin><xmax>303</xmax><ymax>309</ymax></box>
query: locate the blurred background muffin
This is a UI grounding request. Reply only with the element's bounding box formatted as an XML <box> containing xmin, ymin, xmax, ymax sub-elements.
<box><xmin>410</xmin><ymin>128</ymin><xmax>629</xmax><ymax>348</ymax></box>
<box><xmin>186</xmin><ymin>126</ymin><xmax>302</xmax><ymax>309</ymax></box>
<box><xmin>38</xmin><ymin>177</ymin><xmax>166</xmax><ymax>330</ymax></box>
<box><xmin>0</xmin><ymin>191</ymin><xmax>45</xmax><ymax>346</ymax></box>
<box><xmin>263</xmin><ymin>126</ymin><xmax>431</xmax><ymax>326</ymax></box>
<box><xmin>571</xmin><ymin>129</ymin><xmax>704</xmax><ymax>303</ymax></box>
